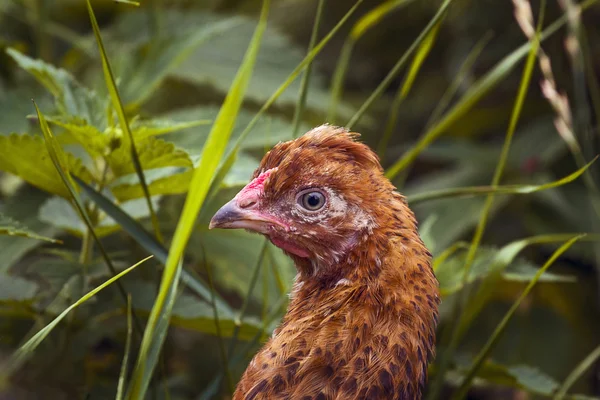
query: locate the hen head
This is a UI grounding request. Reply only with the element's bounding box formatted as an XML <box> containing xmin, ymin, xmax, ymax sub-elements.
<box><xmin>210</xmin><ymin>124</ymin><xmax>412</xmax><ymax>281</ymax></box>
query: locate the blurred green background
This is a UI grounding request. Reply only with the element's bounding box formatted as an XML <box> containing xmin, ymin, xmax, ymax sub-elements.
<box><xmin>0</xmin><ymin>0</ymin><xmax>599</xmax><ymax>399</ymax></box>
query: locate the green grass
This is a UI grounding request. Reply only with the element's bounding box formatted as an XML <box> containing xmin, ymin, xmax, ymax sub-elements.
<box><xmin>0</xmin><ymin>0</ymin><xmax>599</xmax><ymax>398</ymax></box>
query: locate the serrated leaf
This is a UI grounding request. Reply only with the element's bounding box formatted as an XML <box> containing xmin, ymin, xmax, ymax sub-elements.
<box><xmin>0</xmin><ymin>274</ymin><xmax>38</xmax><ymax>301</ymax></box>
<box><xmin>46</xmin><ymin>116</ymin><xmax>111</xmax><ymax>156</ymax></box>
<box><xmin>112</xmin><ymin>169</ymin><xmax>193</xmax><ymax>201</ymax></box>
<box><xmin>0</xmin><ymin>213</ymin><xmax>60</xmax><ymax>243</ymax></box>
<box><xmin>6</xmin><ymin>48</ymin><xmax>105</xmax><ymax>128</ymax></box>
<box><xmin>107</xmin><ymin>136</ymin><xmax>193</xmax><ymax>177</ymax></box>
<box><xmin>0</xmin><ymin>191</ymin><xmax>58</xmax><ymax>274</ymax></box>
<box><xmin>0</xmin><ymin>134</ymin><xmax>94</xmax><ymax>198</ymax></box>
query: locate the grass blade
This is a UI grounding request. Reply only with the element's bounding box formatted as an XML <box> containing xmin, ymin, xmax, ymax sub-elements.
<box><xmin>427</xmin><ymin>5</ymin><xmax>544</xmax><ymax>396</ymax></box>
<box><xmin>377</xmin><ymin>20</ymin><xmax>441</xmax><ymax>159</ymax></box>
<box><xmin>327</xmin><ymin>0</ymin><xmax>416</xmax><ymax>122</ymax></box>
<box><xmin>451</xmin><ymin>235</ymin><xmax>585</xmax><ymax>400</ymax></box>
<box><xmin>346</xmin><ymin>0</ymin><xmax>454</xmax><ymax>129</ymax></box>
<box><xmin>424</xmin><ymin>32</ymin><xmax>493</xmax><ymax>130</ymax></box>
<box><xmin>553</xmin><ymin>343</ymin><xmax>600</xmax><ymax>400</ymax></box>
<box><xmin>85</xmin><ymin>0</ymin><xmax>163</xmax><ymax>243</ymax></box>
<box><xmin>292</xmin><ymin>0</ymin><xmax>325</xmax><ymax>138</ymax></box>
<box><xmin>209</xmin><ymin>0</ymin><xmax>364</xmax><ymax>194</ymax></box>
<box><xmin>3</xmin><ymin>256</ymin><xmax>152</xmax><ymax>378</ymax></box>
<box><xmin>73</xmin><ymin>176</ymin><xmax>232</xmax><ymax>315</ymax></box>
<box><xmin>116</xmin><ymin>295</ymin><xmax>134</xmax><ymax>400</ymax></box>
<box><xmin>125</xmin><ymin>1</ymin><xmax>270</xmax><ymax>398</ymax></box>
<box><xmin>385</xmin><ymin>0</ymin><xmax>600</xmax><ymax>180</ymax></box>
<box><xmin>408</xmin><ymin>157</ymin><xmax>596</xmax><ymax>204</ymax></box>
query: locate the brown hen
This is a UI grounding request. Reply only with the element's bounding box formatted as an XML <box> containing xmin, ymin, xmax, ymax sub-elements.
<box><xmin>209</xmin><ymin>125</ymin><xmax>440</xmax><ymax>400</ymax></box>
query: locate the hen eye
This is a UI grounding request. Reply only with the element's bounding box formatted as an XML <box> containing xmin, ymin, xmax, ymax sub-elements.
<box><xmin>299</xmin><ymin>191</ymin><xmax>326</xmax><ymax>211</ymax></box>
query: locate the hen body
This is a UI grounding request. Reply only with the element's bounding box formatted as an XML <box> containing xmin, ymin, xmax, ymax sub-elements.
<box><xmin>210</xmin><ymin>125</ymin><xmax>440</xmax><ymax>400</ymax></box>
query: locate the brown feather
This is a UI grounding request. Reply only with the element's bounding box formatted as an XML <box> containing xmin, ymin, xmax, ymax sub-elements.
<box><xmin>215</xmin><ymin>124</ymin><xmax>440</xmax><ymax>400</ymax></box>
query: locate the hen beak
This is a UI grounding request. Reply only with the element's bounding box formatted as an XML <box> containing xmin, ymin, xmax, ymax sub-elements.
<box><xmin>209</xmin><ymin>198</ymin><xmax>283</xmax><ymax>233</ymax></box>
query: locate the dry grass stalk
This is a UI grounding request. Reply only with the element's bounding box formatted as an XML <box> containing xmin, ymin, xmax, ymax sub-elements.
<box><xmin>511</xmin><ymin>0</ymin><xmax>582</xmax><ymax>153</ymax></box>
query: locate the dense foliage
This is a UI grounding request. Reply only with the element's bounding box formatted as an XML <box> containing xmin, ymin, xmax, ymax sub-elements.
<box><xmin>0</xmin><ymin>0</ymin><xmax>599</xmax><ymax>399</ymax></box>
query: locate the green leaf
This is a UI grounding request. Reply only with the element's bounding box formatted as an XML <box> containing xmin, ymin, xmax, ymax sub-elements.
<box><xmin>111</xmin><ymin>169</ymin><xmax>193</xmax><ymax>201</ymax></box>
<box><xmin>26</xmin><ymin>258</ymin><xmax>114</xmax><ymax>293</ymax></box>
<box><xmin>0</xmin><ymin>213</ymin><xmax>60</xmax><ymax>243</ymax></box>
<box><xmin>2</xmin><ymin>255</ymin><xmax>152</xmax><ymax>378</ymax></box>
<box><xmin>502</xmin><ymin>262</ymin><xmax>575</xmax><ymax>283</ymax></box>
<box><xmin>107</xmin><ymin>136</ymin><xmax>193</xmax><ymax>177</ymax></box>
<box><xmin>46</xmin><ymin>116</ymin><xmax>110</xmax><ymax>156</ymax></box>
<box><xmin>451</xmin><ymin>235</ymin><xmax>585</xmax><ymax>399</ymax></box>
<box><xmin>351</xmin><ymin>0</ymin><xmax>417</xmax><ymax>39</ymax></box>
<box><xmin>0</xmin><ymin>82</ymin><xmax>52</xmax><ymax>134</ymax></box>
<box><xmin>435</xmin><ymin>245</ymin><xmax>574</xmax><ymax>296</ymax></box>
<box><xmin>0</xmin><ymin>274</ymin><xmax>38</xmax><ymax>301</ymax></box>
<box><xmin>38</xmin><ymin>196</ymin><xmax>161</xmax><ymax>238</ymax></box>
<box><xmin>453</xmin><ymin>356</ymin><xmax>560</xmax><ymax>396</ymax></box>
<box><xmin>162</xmin><ymin>106</ymin><xmax>304</xmax><ymax>152</ymax></box>
<box><xmin>111</xmin><ymin>105</ymin><xmax>302</xmax><ymax>201</ymax></box>
<box><xmin>115</xmin><ymin>13</ymin><xmax>243</xmax><ymax>106</ymax></box>
<box><xmin>126</xmin><ymin>2</ymin><xmax>270</xmax><ymax>395</ymax></box>
<box><xmin>5</xmin><ymin>48</ymin><xmax>105</xmax><ymax>127</ymax></box>
<box><xmin>0</xmin><ymin>134</ymin><xmax>94</xmax><ymax>198</ymax></box>
<box><xmin>168</xmin><ymin>13</ymin><xmax>354</xmax><ymax>118</ymax></box>
<box><xmin>0</xmin><ymin>191</ymin><xmax>58</xmax><ymax>274</ymax></box>
<box><xmin>508</xmin><ymin>365</ymin><xmax>559</xmax><ymax>396</ymax></box>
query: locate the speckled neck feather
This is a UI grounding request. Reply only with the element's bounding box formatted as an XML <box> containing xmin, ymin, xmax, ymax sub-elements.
<box><xmin>232</xmin><ymin>125</ymin><xmax>440</xmax><ymax>400</ymax></box>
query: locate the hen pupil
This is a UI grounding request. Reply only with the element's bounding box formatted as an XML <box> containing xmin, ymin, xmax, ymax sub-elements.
<box><xmin>305</xmin><ymin>193</ymin><xmax>322</xmax><ymax>209</ymax></box>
